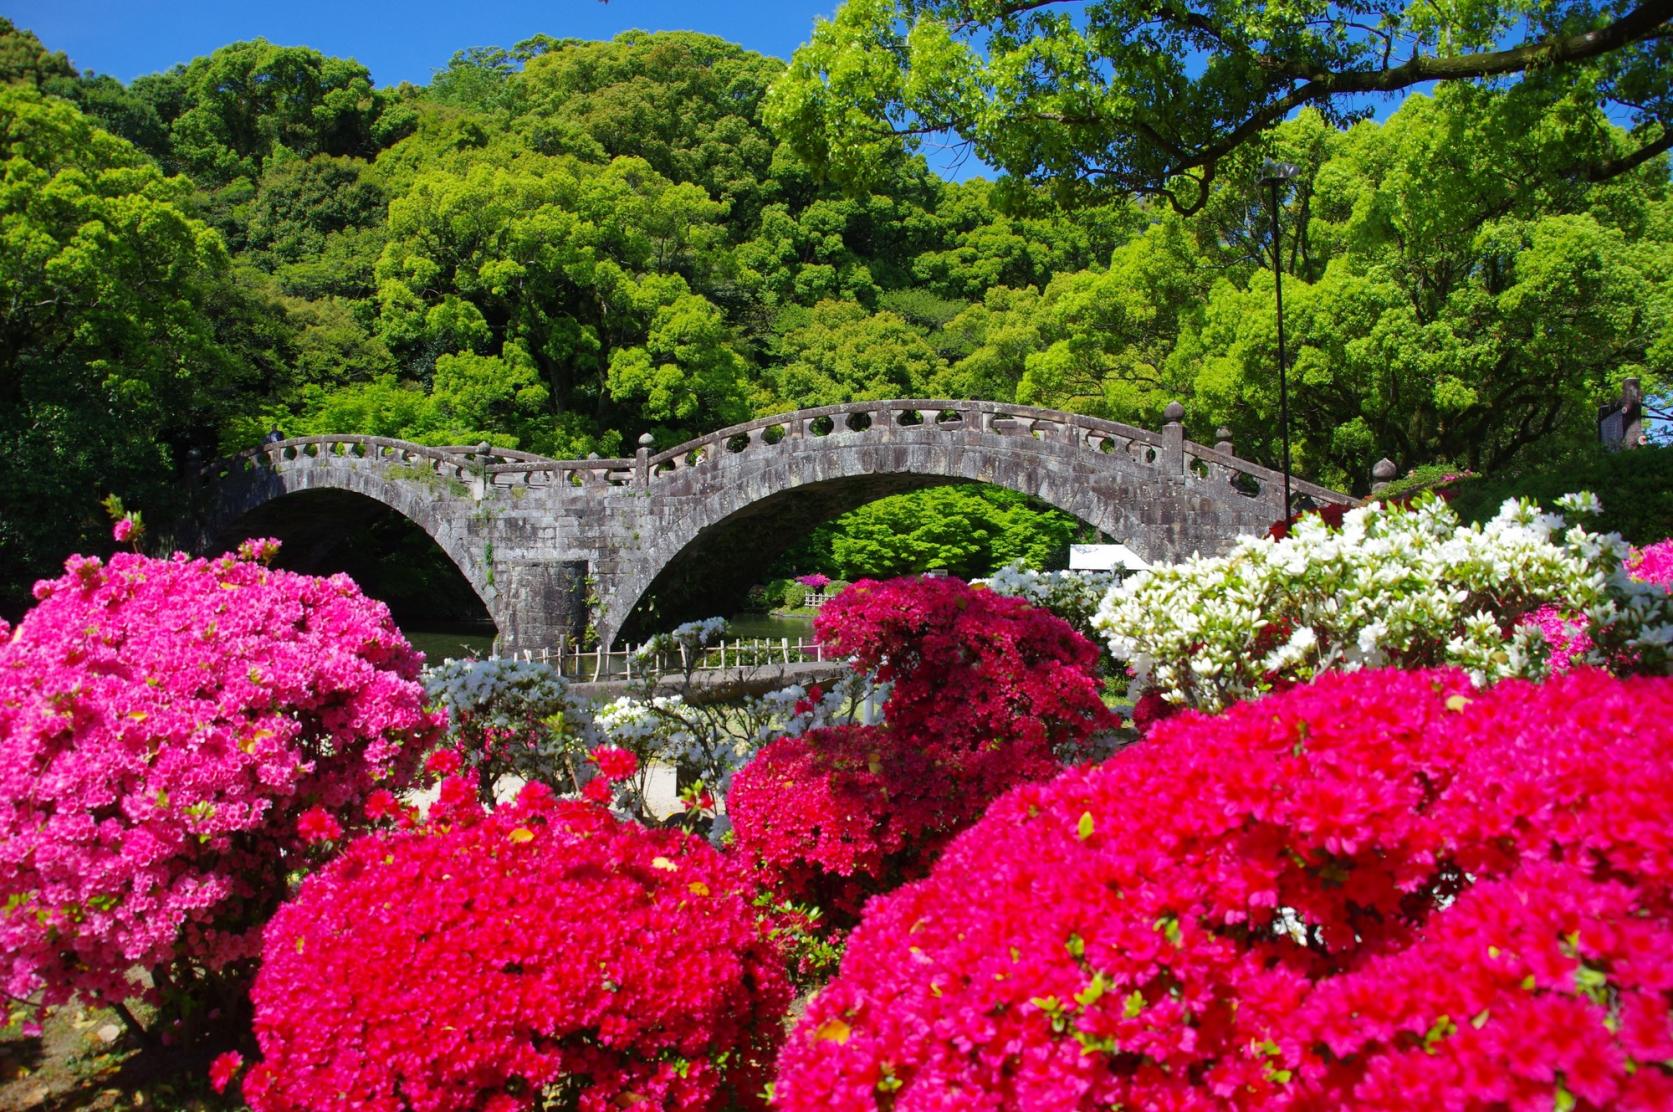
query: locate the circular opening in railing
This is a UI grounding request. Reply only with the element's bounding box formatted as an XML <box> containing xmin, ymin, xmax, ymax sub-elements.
<box><xmin>845</xmin><ymin>411</ymin><xmax>872</xmax><ymax>433</ymax></box>
<box><xmin>725</xmin><ymin>433</ymin><xmax>750</xmax><ymax>454</ymax></box>
<box><xmin>896</xmin><ymin>409</ymin><xmax>923</xmax><ymax>427</ymax></box>
<box><xmin>935</xmin><ymin>409</ymin><xmax>962</xmax><ymax>424</ymax></box>
<box><xmin>1143</xmin><ymin>446</ymin><xmax>1158</xmax><ymax>464</ymax></box>
<box><xmin>685</xmin><ymin>447</ymin><xmax>707</xmax><ymax>467</ymax></box>
<box><xmin>1097</xmin><ymin>436</ymin><xmax>1116</xmax><ymax>454</ymax></box>
<box><xmin>303</xmin><ymin>443</ymin><xmax>319</xmax><ymax>458</ymax></box>
<box><xmin>762</xmin><ymin>423</ymin><xmax>786</xmax><ymax>445</ymax></box>
<box><xmin>280</xmin><ymin>446</ymin><xmax>297</xmax><ymax>461</ymax></box>
<box><xmin>654</xmin><ymin>459</ymin><xmax>675</xmax><ymax>474</ymax></box>
<box><xmin>809</xmin><ymin>415</ymin><xmax>834</xmax><ymax>437</ymax></box>
<box><xmin>1231</xmin><ymin>472</ymin><xmax>1262</xmax><ymax>498</ymax></box>
<box><xmin>568</xmin><ymin>471</ymin><xmax>584</xmax><ymax>487</ymax></box>
<box><xmin>1189</xmin><ymin>457</ymin><xmax>1210</xmax><ymax>479</ymax></box>
<box><xmin>350</xmin><ymin>442</ymin><xmax>365</xmax><ymax>458</ymax></box>
<box><xmin>1295</xmin><ymin>494</ymin><xmax>1321</xmax><ymax>513</ymax></box>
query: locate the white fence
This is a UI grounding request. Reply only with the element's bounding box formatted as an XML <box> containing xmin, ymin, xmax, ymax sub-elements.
<box><xmin>506</xmin><ymin>636</ymin><xmax>837</xmax><ymax>682</ymax></box>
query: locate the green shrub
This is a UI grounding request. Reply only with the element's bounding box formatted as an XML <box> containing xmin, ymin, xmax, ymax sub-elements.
<box><xmin>1449</xmin><ymin>446</ymin><xmax>1673</xmax><ymax>544</ymax></box>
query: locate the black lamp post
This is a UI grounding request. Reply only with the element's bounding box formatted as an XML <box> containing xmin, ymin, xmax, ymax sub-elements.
<box><xmin>1259</xmin><ymin>158</ymin><xmax>1300</xmax><ymax>522</ymax></box>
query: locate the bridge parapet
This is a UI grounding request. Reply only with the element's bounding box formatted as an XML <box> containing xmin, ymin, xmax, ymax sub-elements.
<box><xmin>202</xmin><ymin>435</ymin><xmax>502</xmax><ymax>484</ymax></box>
<box><xmin>201</xmin><ymin>401</ymin><xmax>1356</xmax><ymax>512</ymax></box>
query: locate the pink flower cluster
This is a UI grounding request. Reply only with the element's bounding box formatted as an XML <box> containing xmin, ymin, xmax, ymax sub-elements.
<box><xmin>775</xmin><ymin>667</ymin><xmax>1673</xmax><ymax>1110</ymax></box>
<box><xmin>1627</xmin><ymin>539</ymin><xmax>1673</xmax><ymax>589</ymax></box>
<box><xmin>796</xmin><ymin>573</ymin><xmax>831</xmax><ymax>590</ymax></box>
<box><xmin>245</xmin><ymin>781</ymin><xmax>790</xmax><ymax>1112</ymax></box>
<box><xmin>727</xmin><ymin>577</ymin><xmax>1116</xmax><ymax>920</ymax></box>
<box><xmin>0</xmin><ymin>546</ymin><xmax>437</xmax><ymax>1015</ymax></box>
<box><xmin>1523</xmin><ymin>537</ymin><xmax>1673</xmax><ymax>671</ymax></box>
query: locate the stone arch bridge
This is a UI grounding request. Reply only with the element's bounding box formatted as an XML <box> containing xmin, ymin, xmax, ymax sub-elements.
<box><xmin>193</xmin><ymin>399</ymin><xmax>1352</xmax><ymax>651</ymax></box>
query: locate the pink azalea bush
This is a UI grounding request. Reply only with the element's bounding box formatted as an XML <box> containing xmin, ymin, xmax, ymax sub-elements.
<box><xmin>1522</xmin><ymin>536</ymin><xmax>1673</xmax><ymax>673</ymax></box>
<box><xmin>775</xmin><ymin>667</ymin><xmax>1673</xmax><ymax>1110</ymax></box>
<box><xmin>1627</xmin><ymin>538</ymin><xmax>1673</xmax><ymax>588</ymax></box>
<box><xmin>727</xmin><ymin>576</ymin><xmax>1116</xmax><ymax>920</ymax></box>
<box><xmin>243</xmin><ymin>778</ymin><xmax>791</xmax><ymax>1112</ymax></box>
<box><xmin>0</xmin><ymin>542</ymin><xmax>437</xmax><ymax>1025</ymax></box>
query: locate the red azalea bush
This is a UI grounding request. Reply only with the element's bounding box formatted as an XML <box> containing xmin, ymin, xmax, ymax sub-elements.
<box><xmin>243</xmin><ymin>779</ymin><xmax>791</xmax><ymax>1112</ymax></box>
<box><xmin>0</xmin><ymin>543</ymin><xmax>436</xmax><ymax>1025</ymax></box>
<box><xmin>775</xmin><ymin>667</ymin><xmax>1673</xmax><ymax>1110</ymax></box>
<box><xmin>727</xmin><ymin>576</ymin><xmax>1116</xmax><ymax>919</ymax></box>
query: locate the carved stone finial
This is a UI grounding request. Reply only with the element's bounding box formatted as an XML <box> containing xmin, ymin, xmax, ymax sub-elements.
<box><xmin>1372</xmin><ymin>457</ymin><xmax>1398</xmax><ymax>482</ymax></box>
<box><xmin>475</xmin><ymin>442</ymin><xmax>491</xmax><ymax>457</ymax></box>
<box><xmin>638</xmin><ymin>432</ymin><xmax>655</xmax><ymax>449</ymax></box>
<box><xmin>587</xmin><ymin>451</ymin><xmax>600</xmax><ymax>460</ymax></box>
<box><xmin>1163</xmin><ymin>401</ymin><xmax>1185</xmax><ymax>424</ymax></box>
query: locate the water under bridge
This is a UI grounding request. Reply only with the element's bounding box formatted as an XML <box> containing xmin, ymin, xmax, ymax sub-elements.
<box><xmin>191</xmin><ymin>398</ymin><xmax>1352</xmax><ymax>652</ymax></box>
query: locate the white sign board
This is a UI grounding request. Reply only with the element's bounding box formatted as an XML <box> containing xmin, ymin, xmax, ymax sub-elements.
<box><xmin>1069</xmin><ymin>544</ymin><xmax>1150</xmax><ymax>573</ymax></box>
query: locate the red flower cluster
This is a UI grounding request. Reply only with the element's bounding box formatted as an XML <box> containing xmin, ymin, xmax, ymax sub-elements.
<box><xmin>727</xmin><ymin>577</ymin><xmax>1116</xmax><ymax>920</ymax></box>
<box><xmin>0</xmin><ymin>546</ymin><xmax>436</xmax><ymax>1018</ymax></box>
<box><xmin>775</xmin><ymin>667</ymin><xmax>1673</xmax><ymax>1110</ymax></box>
<box><xmin>245</xmin><ymin>782</ymin><xmax>790</xmax><ymax>1111</ymax></box>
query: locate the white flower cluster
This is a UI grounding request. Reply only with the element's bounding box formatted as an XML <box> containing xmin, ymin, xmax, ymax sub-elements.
<box><xmin>586</xmin><ymin>669</ymin><xmax>877</xmax><ymax>794</ymax></box>
<box><xmin>981</xmin><ymin>563</ymin><xmax>1116</xmax><ymax>636</ymax></box>
<box><xmin>1095</xmin><ymin>493</ymin><xmax>1673</xmax><ymax>713</ymax></box>
<box><xmin>421</xmin><ymin>656</ymin><xmax>586</xmax><ymax>787</ymax></box>
<box><xmin>634</xmin><ymin>616</ymin><xmax>729</xmax><ymax>659</ymax></box>
<box><xmin>424</xmin><ymin>656</ymin><xmax>573</xmax><ymax>723</ymax></box>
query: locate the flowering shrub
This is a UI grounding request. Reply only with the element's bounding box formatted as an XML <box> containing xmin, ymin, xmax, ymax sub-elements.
<box><xmin>0</xmin><ymin>543</ymin><xmax>436</xmax><ymax>1027</ymax></box>
<box><xmin>796</xmin><ymin>573</ymin><xmax>831</xmax><ymax>590</ymax></box>
<box><xmin>422</xmin><ymin>656</ymin><xmax>587</xmax><ymax>804</ymax></box>
<box><xmin>1097</xmin><ymin>492</ymin><xmax>1673</xmax><ymax>713</ymax></box>
<box><xmin>981</xmin><ymin>562</ymin><xmax>1119</xmax><ymax>656</ymax></box>
<box><xmin>589</xmin><ymin>671</ymin><xmax>869</xmax><ymax>812</ymax></box>
<box><xmin>244</xmin><ymin>781</ymin><xmax>790</xmax><ymax>1111</ymax></box>
<box><xmin>727</xmin><ymin>577</ymin><xmax>1116</xmax><ymax>918</ymax></box>
<box><xmin>1628</xmin><ymin>538</ymin><xmax>1673</xmax><ymax>588</ymax></box>
<box><xmin>1518</xmin><ymin>537</ymin><xmax>1673</xmax><ymax>675</ymax></box>
<box><xmin>775</xmin><ymin>668</ymin><xmax>1673</xmax><ymax>1111</ymax></box>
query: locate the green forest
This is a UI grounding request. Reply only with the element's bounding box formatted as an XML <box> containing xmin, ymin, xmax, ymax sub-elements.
<box><xmin>1</xmin><ymin>13</ymin><xmax>1668</xmax><ymax>614</ymax></box>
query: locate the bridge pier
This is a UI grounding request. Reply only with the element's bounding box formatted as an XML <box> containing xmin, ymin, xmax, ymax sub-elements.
<box><xmin>493</xmin><ymin>560</ymin><xmax>590</xmax><ymax>655</ymax></box>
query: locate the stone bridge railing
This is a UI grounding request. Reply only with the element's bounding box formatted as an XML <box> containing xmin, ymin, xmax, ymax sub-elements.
<box><xmin>200</xmin><ymin>401</ymin><xmax>1354</xmax><ymax>509</ymax></box>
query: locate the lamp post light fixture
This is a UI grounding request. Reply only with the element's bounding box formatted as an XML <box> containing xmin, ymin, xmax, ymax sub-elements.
<box><xmin>1259</xmin><ymin>158</ymin><xmax>1300</xmax><ymax>523</ymax></box>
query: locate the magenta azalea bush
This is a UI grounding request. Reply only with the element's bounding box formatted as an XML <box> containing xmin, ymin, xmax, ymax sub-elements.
<box><xmin>243</xmin><ymin>779</ymin><xmax>791</xmax><ymax>1112</ymax></box>
<box><xmin>1522</xmin><ymin>536</ymin><xmax>1673</xmax><ymax>673</ymax></box>
<box><xmin>776</xmin><ymin>667</ymin><xmax>1673</xmax><ymax>1110</ymax></box>
<box><xmin>0</xmin><ymin>543</ymin><xmax>437</xmax><ymax>1024</ymax></box>
<box><xmin>1628</xmin><ymin>538</ymin><xmax>1673</xmax><ymax>587</ymax></box>
<box><xmin>727</xmin><ymin>577</ymin><xmax>1115</xmax><ymax>919</ymax></box>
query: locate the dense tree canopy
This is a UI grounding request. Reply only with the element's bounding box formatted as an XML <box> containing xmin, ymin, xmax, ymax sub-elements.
<box><xmin>0</xmin><ymin>19</ymin><xmax>1666</xmax><ymax>613</ymax></box>
<box><xmin>766</xmin><ymin>0</ymin><xmax>1672</xmax><ymax>213</ymax></box>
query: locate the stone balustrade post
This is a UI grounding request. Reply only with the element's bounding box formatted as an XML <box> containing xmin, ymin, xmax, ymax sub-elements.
<box><xmin>470</xmin><ymin>442</ymin><xmax>491</xmax><ymax>500</ymax></box>
<box><xmin>1371</xmin><ymin>458</ymin><xmax>1398</xmax><ymax>496</ymax></box>
<box><xmin>635</xmin><ymin>433</ymin><xmax>653</xmax><ymax>486</ymax></box>
<box><xmin>1161</xmin><ymin>401</ymin><xmax>1185</xmax><ymax>476</ymax></box>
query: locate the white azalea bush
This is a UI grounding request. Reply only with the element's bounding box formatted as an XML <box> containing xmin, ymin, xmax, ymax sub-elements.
<box><xmin>422</xmin><ymin>657</ymin><xmax>590</xmax><ymax>798</ymax></box>
<box><xmin>982</xmin><ymin>563</ymin><xmax>1116</xmax><ymax>642</ymax></box>
<box><xmin>1095</xmin><ymin>492</ymin><xmax>1673</xmax><ymax>714</ymax></box>
<box><xmin>589</xmin><ymin>671</ymin><xmax>873</xmax><ymax>804</ymax></box>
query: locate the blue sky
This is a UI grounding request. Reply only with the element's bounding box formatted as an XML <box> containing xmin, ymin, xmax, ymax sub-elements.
<box><xmin>5</xmin><ymin>1</ymin><xmax>837</xmax><ymax>85</ymax></box>
<box><xmin>4</xmin><ymin>0</ymin><xmax>995</xmax><ymax>177</ymax></box>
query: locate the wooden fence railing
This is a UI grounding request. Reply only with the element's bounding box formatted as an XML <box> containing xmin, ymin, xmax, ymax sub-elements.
<box><xmin>500</xmin><ymin>636</ymin><xmax>838</xmax><ymax>682</ymax></box>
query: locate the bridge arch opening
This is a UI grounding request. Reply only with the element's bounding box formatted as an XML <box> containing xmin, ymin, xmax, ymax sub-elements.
<box><xmin>209</xmin><ymin>489</ymin><xmax>495</xmax><ymax>649</ymax></box>
<box><xmin>615</xmin><ymin>478</ymin><xmax>1110</xmax><ymax>643</ymax></box>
